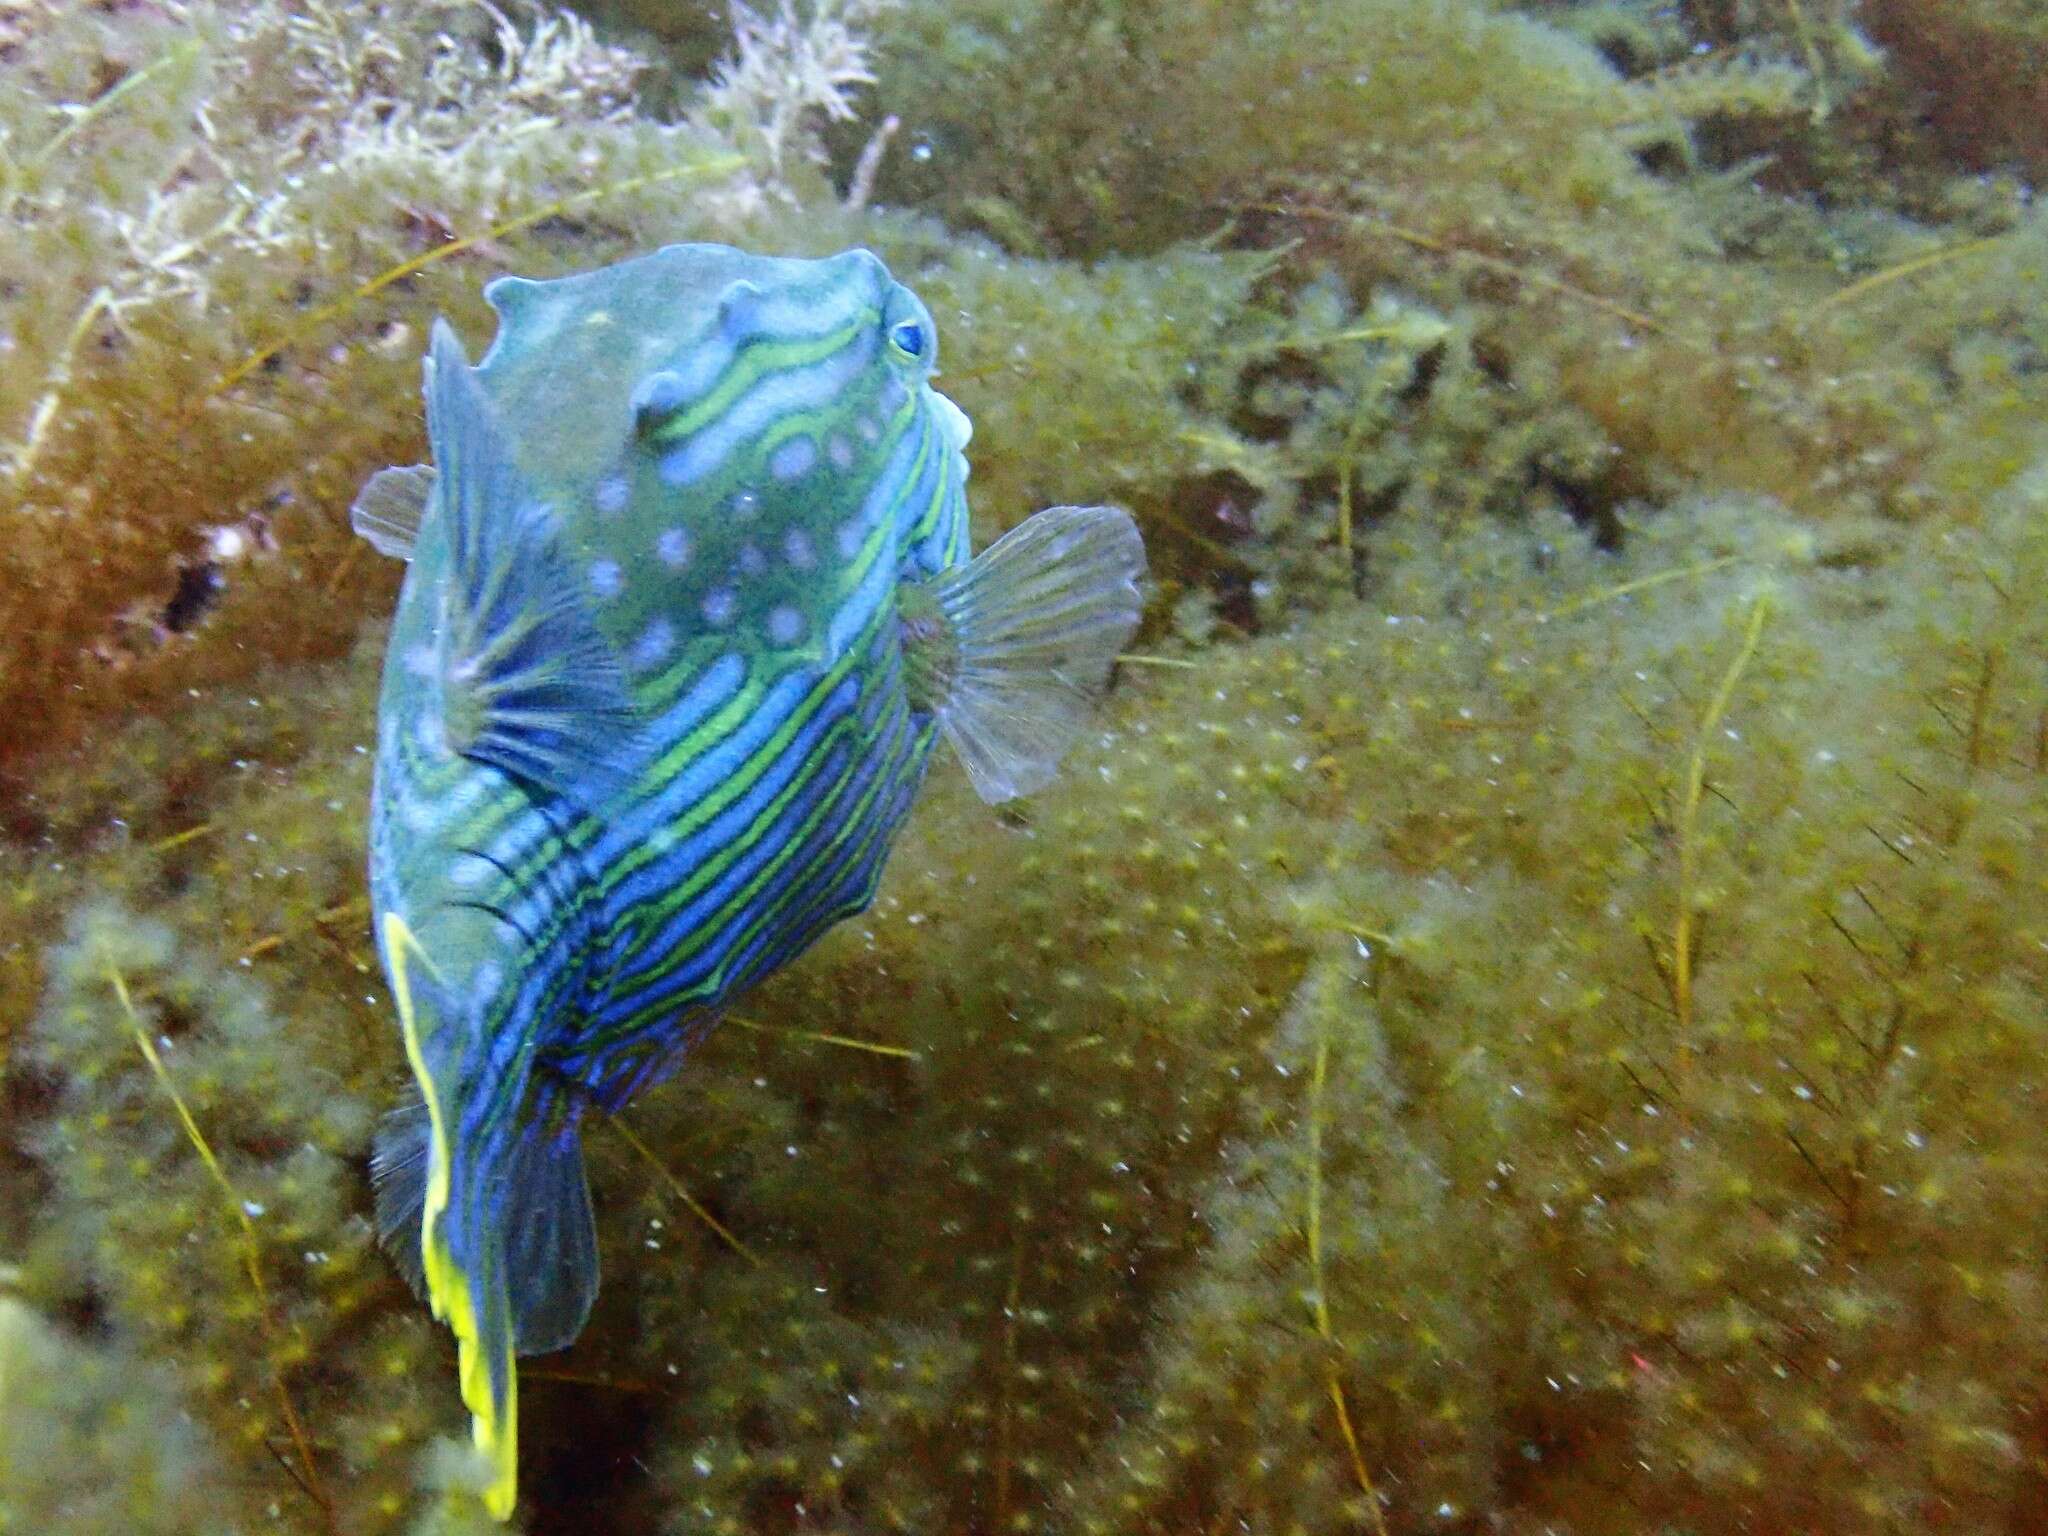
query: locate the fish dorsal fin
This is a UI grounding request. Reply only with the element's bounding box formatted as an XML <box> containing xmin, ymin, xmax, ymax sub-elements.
<box><xmin>912</xmin><ymin>504</ymin><xmax>1146</xmax><ymax>804</ymax></box>
<box><xmin>425</xmin><ymin>318</ymin><xmax>637</xmax><ymax>805</ymax></box>
<box><xmin>350</xmin><ymin>464</ymin><xmax>436</xmax><ymax>560</ymax></box>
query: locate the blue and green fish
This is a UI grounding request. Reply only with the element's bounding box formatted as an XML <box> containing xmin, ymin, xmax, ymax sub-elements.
<box><xmin>350</xmin><ymin>244</ymin><xmax>1144</xmax><ymax>1518</ymax></box>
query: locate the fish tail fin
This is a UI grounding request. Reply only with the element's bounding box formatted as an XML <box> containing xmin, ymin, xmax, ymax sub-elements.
<box><xmin>498</xmin><ymin>1089</ymin><xmax>601</xmax><ymax>1356</ymax></box>
<box><xmin>370</xmin><ymin>1086</ymin><xmax>598</xmax><ymax>1357</ymax></box>
<box><xmin>375</xmin><ymin>913</ymin><xmax>520</xmax><ymax>1522</ymax></box>
<box><xmin>910</xmin><ymin>504</ymin><xmax>1146</xmax><ymax>803</ymax></box>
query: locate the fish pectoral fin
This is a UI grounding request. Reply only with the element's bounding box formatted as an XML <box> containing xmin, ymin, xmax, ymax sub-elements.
<box><xmin>349</xmin><ymin>464</ymin><xmax>436</xmax><ymax>560</ymax></box>
<box><xmin>425</xmin><ymin>319</ymin><xmax>640</xmax><ymax>805</ymax></box>
<box><xmin>914</xmin><ymin>504</ymin><xmax>1146</xmax><ymax>804</ymax></box>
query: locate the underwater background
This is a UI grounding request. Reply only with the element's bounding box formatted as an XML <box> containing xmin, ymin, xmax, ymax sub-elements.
<box><xmin>4</xmin><ymin>0</ymin><xmax>2048</xmax><ymax>1531</ymax></box>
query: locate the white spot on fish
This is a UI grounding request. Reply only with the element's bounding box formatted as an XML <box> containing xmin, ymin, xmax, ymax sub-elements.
<box><xmin>827</xmin><ymin>434</ymin><xmax>855</xmax><ymax>470</ymax></box>
<box><xmin>400</xmin><ymin>789</ymin><xmax>441</xmax><ymax>833</ymax></box>
<box><xmin>470</xmin><ymin>961</ymin><xmax>503</xmax><ymax>1005</ymax></box>
<box><xmin>783</xmin><ymin>528</ymin><xmax>816</xmax><ymax>570</ymax></box>
<box><xmin>657</xmin><ymin>527</ymin><xmax>692</xmax><ymax>568</ymax></box>
<box><xmin>398</xmin><ymin>764</ymin><xmax>489</xmax><ymax>834</ymax></box>
<box><xmin>767</xmin><ymin>605</ymin><xmax>805</xmax><ymax>645</ymax></box>
<box><xmin>632</xmin><ymin>618</ymin><xmax>677</xmax><ymax>670</ymax></box>
<box><xmin>730</xmin><ymin>489</ymin><xmax>761</xmax><ymax>518</ymax></box>
<box><xmin>737</xmin><ymin>543</ymin><xmax>767</xmax><ymax>577</ymax></box>
<box><xmin>594</xmin><ymin>474</ymin><xmax>630</xmax><ymax>515</ymax></box>
<box><xmin>770</xmin><ymin>435</ymin><xmax>818</xmax><ymax>481</ymax></box>
<box><xmin>657</xmin><ymin>446</ymin><xmax>697</xmax><ymax>486</ymax></box>
<box><xmin>414</xmin><ymin>709</ymin><xmax>448</xmax><ymax>757</ymax></box>
<box><xmin>589</xmin><ymin>560</ymin><xmax>623</xmax><ymax>598</ymax></box>
<box><xmin>703</xmin><ymin>587</ymin><xmax>738</xmax><ymax>628</ymax></box>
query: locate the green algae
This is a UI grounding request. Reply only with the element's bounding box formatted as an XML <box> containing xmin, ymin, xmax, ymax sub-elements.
<box><xmin>4</xmin><ymin>0</ymin><xmax>2048</xmax><ymax>1531</ymax></box>
<box><xmin>0</xmin><ymin>1289</ymin><xmax>224</xmax><ymax>1534</ymax></box>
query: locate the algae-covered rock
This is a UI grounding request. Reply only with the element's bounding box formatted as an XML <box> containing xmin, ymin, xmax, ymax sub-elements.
<box><xmin>0</xmin><ymin>1292</ymin><xmax>222</xmax><ymax>1535</ymax></box>
<box><xmin>3</xmin><ymin>0</ymin><xmax>2048</xmax><ymax>1530</ymax></box>
<box><xmin>0</xmin><ymin>0</ymin><xmax>734</xmax><ymax>774</ymax></box>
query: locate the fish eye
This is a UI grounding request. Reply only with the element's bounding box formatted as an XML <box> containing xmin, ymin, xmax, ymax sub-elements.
<box><xmin>880</xmin><ymin>284</ymin><xmax>937</xmax><ymax>370</ymax></box>
<box><xmin>889</xmin><ymin>319</ymin><xmax>926</xmax><ymax>360</ymax></box>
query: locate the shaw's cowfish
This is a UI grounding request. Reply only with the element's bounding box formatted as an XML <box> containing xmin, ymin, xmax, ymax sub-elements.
<box><xmin>350</xmin><ymin>244</ymin><xmax>1144</xmax><ymax>1518</ymax></box>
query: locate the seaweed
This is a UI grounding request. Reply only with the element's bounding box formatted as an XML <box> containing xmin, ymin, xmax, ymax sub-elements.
<box><xmin>3</xmin><ymin>0</ymin><xmax>2048</xmax><ymax>1529</ymax></box>
<box><xmin>0</xmin><ymin>1290</ymin><xmax>226</xmax><ymax>1535</ymax></box>
<box><xmin>0</xmin><ymin>0</ymin><xmax>739</xmax><ymax>777</ymax></box>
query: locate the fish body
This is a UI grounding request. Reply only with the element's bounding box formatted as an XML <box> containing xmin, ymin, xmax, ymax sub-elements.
<box><xmin>353</xmin><ymin>244</ymin><xmax>1144</xmax><ymax>1518</ymax></box>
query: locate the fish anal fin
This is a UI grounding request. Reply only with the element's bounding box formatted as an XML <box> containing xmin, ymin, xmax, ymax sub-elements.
<box><xmin>425</xmin><ymin>319</ymin><xmax>639</xmax><ymax>804</ymax></box>
<box><xmin>370</xmin><ymin>1095</ymin><xmax>431</xmax><ymax>1302</ymax></box>
<box><xmin>915</xmin><ymin>504</ymin><xmax>1146</xmax><ymax>804</ymax></box>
